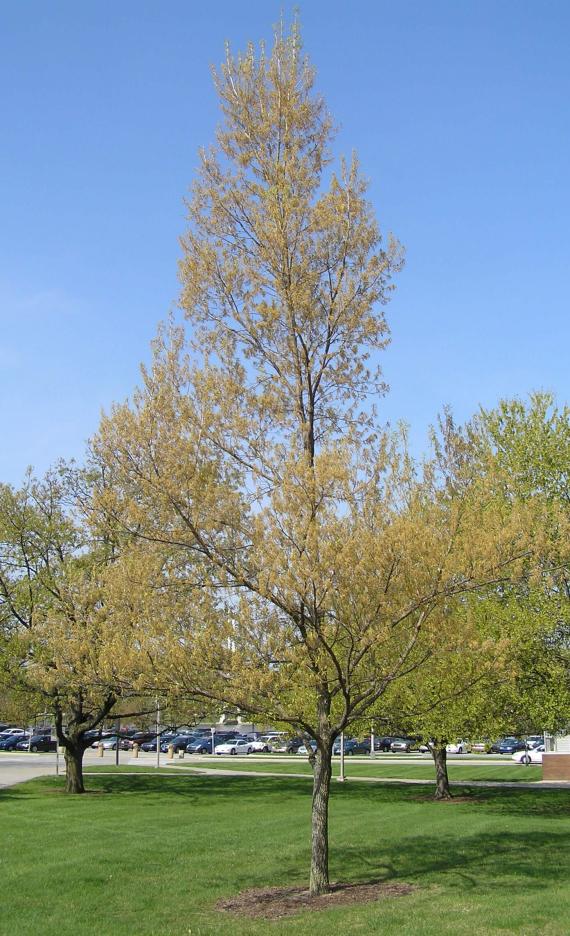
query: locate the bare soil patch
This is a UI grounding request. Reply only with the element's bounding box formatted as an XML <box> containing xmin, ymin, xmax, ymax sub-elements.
<box><xmin>216</xmin><ymin>880</ymin><xmax>417</xmax><ymax>920</ymax></box>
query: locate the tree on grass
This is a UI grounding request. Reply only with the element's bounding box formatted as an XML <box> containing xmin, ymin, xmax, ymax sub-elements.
<box><xmin>91</xmin><ymin>26</ymin><xmax>540</xmax><ymax>894</ymax></box>
<box><xmin>0</xmin><ymin>471</ymin><xmax>150</xmax><ymax>793</ymax></box>
<box><xmin>386</xmin><ymin>594</ymin><xmax>523</xmax><ymax>799</ymax></box>
<box><xmin>480</xmin><ymin>395</ymin><xmax>570</xmax><ymax>737</ymax></box>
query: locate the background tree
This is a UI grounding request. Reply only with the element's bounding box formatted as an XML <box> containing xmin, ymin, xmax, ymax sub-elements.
<box><xmin>479</xmin><ymin>394</ymin><xmax>570</xmax><ymax>736</ymax></box>
<box><xmin>385</xmin><ymin>593</ymin><xmax>525</xmax><ymax>799</ymax></box>
<box><xmin>0</xmin><ymin>471</ymin><xmax>150</xmax><ymax>793</ymax></box>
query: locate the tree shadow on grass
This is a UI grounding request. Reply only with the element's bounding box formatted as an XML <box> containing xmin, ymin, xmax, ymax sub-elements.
<box><xmin>333</xmin><ymin>827</ymin><xmax>570</xmax><ymax>893</ymax></box>
<box><xmin>0</xmin><ymin>771</ymin><xmax>316</xmax><ymax>803</ymax></box>
<box><xmin>2</xmin><ymin>771</ymin><xmax>568</xmax><ymax>813</ymax></box>
<box><xmin>330</xmin><ymin>779</ymin><xmax>570</xmax><ymax>820</ymax></box>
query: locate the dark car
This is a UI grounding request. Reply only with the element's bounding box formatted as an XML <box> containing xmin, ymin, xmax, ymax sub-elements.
<box><xmin>278</xmin><ymin>736</ymin><xmax>304</xmax><ymax>753</ymax></box>
<box><xmin>360</xmin><ymin>736</ymin><xmax>394</xmax><ymax>753</ymax></box>
<box><xmin>333</xmin><ymin>738</ymin><xmax>370</xmax><ymax>756</ymax></box>
<box><xmin>16</xmin><ymin>735</ymin><xmax>57</xmax><ymax>752</ymax></box>
<box><xmin>371</xmin><ymin>736</ymin><xmax>400</xmax><ymax>752</ymax></box>
<box><xmin>0</xmin><ymin>734</ymin><xmax>30</xmax><ymax>751</ymax></box>
<box><xmin>84</xmin><ymin>730</ymin><xmax>105</xmax><ymax>744</ymax></box>
<box><xmin>130</xmin><ymin>732</ymin><xmax>159</xmax><ymax>749</ymax></box>
<box><xmin>161</xmin><ymin>734</ymin><xmax>198</xmax><ymax>753</ymax></box>
<box><xmin>489</xmin><ymin>737</ymin><xmax>526</xmax><ymax>755</ymax></box>
<box><xmin>139</xmin><ymin>731</ymin><xmax>178</xmax><ymax>752</ymax></box>
<box><xmin>186</xmin><ymin>738</ymin><xmax>213</xmax><ymax>754</ymax></box>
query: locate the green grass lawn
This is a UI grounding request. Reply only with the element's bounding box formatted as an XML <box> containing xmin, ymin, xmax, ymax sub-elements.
<box><xmin>1</xmin><ymin>772</ymin><xmax>568</xmax><ymax>936</ymax></box>
<box><xmin>162</xmin><ymin>756</ymin><xmax>543</xmax><ymax>783</ymax></box>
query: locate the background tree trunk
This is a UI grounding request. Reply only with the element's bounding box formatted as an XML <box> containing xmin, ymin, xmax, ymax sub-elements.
<box><xmin>64</xmin><ymin>743</ymin><xmax>86</xmax><ymax>794</ymax></box>
<box><xmin>310</xmin><ymin>742</ymin><xmax>333</xmax><ymax>895</ymax></box>
<box><xmin>432</xmin><ymin>743</ymin><xmax>452</xmax><ymax>800</ymax></box>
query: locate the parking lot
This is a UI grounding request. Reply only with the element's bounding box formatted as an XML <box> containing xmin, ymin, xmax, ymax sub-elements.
<box><xmin>0</xmin><ymin>746</ymin><xmax>544</xmax><ymax>788</ymax></box>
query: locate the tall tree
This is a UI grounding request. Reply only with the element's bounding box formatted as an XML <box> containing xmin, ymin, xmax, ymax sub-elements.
<box><xmin>92</xmin><ymin>26</ymin><xmax>538</xmax><ymax>894</ymax></box>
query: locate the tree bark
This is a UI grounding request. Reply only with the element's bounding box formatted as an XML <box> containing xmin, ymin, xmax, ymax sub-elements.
<box><xmin>53</xmin><ymin>692</ymin><xmax>117</xmax><ymax>794</ymax></box>
<box><xmin>310</xmin><ymin>742</ymin><xmax>333</xmax><ymax>895</ymax></box>
<box><xmin>64</xmin><ymin>743</ymin><xmax>86</xmax><ymax>794</ymax></box>
<box><xmin>432</xmin><ymin>743</ymin><xmax>452</xmax><ymax>800</ymax></box>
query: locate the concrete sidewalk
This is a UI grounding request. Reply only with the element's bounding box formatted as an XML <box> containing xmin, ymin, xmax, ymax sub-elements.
<box><xmin>84</xmin><ymin>762</ymin><xmax>570</xmax><ymax>790</ymax></box>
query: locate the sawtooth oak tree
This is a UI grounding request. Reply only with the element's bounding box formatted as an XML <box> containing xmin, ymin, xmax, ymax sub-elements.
<box><xmin>92</xmin><ymin>27</ymin><xmax>538</xmax><ymax>894</ymax></box>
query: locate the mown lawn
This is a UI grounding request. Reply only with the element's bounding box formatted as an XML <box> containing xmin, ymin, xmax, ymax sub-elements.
<box><xmin>1</xmin><ymin>772</ymin><xmax>568</xmax><ymax>935</ymax></box>
<box><xmin>163</xmin><ymin>756</ymin><xmax>543</xmax><ymax>783</ymax></box>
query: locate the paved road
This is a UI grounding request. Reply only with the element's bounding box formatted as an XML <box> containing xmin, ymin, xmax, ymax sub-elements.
<box><xmin>0</xmin><ymin>750</ymin><xmax>134</xmax><ymax>789</ymax></box>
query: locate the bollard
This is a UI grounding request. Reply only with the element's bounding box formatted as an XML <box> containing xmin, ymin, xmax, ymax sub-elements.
<box><xmin>97</xmin><ymin>742</ymin><xmax>104</xmax><ymax>758</ymax></box>
<box><xmin>133</xmin><ymin>742</ymin><xmax>139</xmax><ymax>759</ymax></box>
<box><xmin>167</xmin><ymin>744</ymin><xmax>174</xmax><ymax>760</ymax></box>
<box><xmin>178</xmin><ymin>749</ymin><xmax>185</xmax><ymax>759</ymax></box>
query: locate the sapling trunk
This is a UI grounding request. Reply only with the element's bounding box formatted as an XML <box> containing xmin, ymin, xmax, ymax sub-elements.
<box><xmin>432</xmin><ymin>743</ymin><xmax>452</xmax><ymax>800</ymax></box>
<box><xmin>310</xmin><ymin>741</ymin><xmax>333</xmax><ymax>895</ymax></box>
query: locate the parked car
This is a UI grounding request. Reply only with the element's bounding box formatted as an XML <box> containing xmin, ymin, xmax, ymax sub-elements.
<box><xmin>0</xmin><ymin>728</ymin><xmax>27</xmax><ymax>739</ymax></box>
<box><xmin>254</xmin><ymin>734</ymin><xmax>278</xmax><ymax>751</ymax></box>
<box><xmin>525</xmin><ymin>736</ymin><xmax>544</xmax><ymax>750</ymax></box>
<box><xmin>0</xmin><ymin>733</ymin><xmax>30</xmax><ymax>750</ymax></box>
<box><xmin>297</xmin><ymin>740</ymin><xmax>318</xmax><ymax>755</ymax></box>
<box><xmin>372</xmin><ymin>736</ymin><xmax>401</xmax><ymax>752</ymax></box>
<box><xmin>247</xmin><ymin>738</ymin><xmax>272</xmax><ymax>753</ymax></box>
<box><xmin>186</xmin><ymin>738</ymin><xmax>213</xmax><ymax>754</ymax></box>
<box><xmin>489</xmin><ymin>737</ymin><xmax>526</xmax><ymax>755</ymax></box>
<box><xmin>16</xmin><ymin>735</ymin><xmax>57</xmax><ymax>752</ymax></box>
<box><xmin>446</xmin><ymin>740</ymin><xmax>470</xmax><ymax>754</ymax></box>
<box><xmin>269</xmin><ymin>736</ymin><xmax>305</xmax><ymax>753</ymax></box>
<box><xmin>160</xmin><ymin>734</ymin><xmax>198</xmax><ymax>753</ymax></box>
<box><xmin>90</xmin><ymin>735</ymin><xmax>123</xmax><ymax>751</ymax></box>
<box><xmin>390</xmin><ymin>737</ymin><xmax>420</xmax><ymax>753</ymax></box>
<box><xmin>215</xmin><ymin>738</ymin><xmax>253</xmax><ymax>755</ymax></box>
<box><xmin>333</xmin><ymin>738</ymin><xmax>370</xmax><ymax>756</ymax></box>
<box><xmin>512</xmin><ymin>744</ymin><xmax>545</xmax><ymax>765</ymax></box>
<box><xmin>129</xmin><ymin>732</ymin><xmax>159</xmax><ymax>749</ymax></box>
<box><xmin>359</xmin><ymin>736</ymin><xmax>391</xmax><ymax>753</ymax></box>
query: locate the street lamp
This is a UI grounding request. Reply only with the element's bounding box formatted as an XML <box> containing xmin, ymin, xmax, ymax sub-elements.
<box><xmin>155</xmin><ymin>698</ymin><xmax>161</xmax><ymax>769</ymax></box>
<box><xmin>338</xmin><ymin>731</ymin><xmax>346</xmax><ymax>783</ymax></box>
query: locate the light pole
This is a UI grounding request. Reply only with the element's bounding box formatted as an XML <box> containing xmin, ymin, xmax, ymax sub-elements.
<box><xmin>338</xmin><ymin>731</ymin><xmax>346</xmax><ymax>783</ymax></box>
<box><xmin>155</xmin><ymin>698</ymin><xmax>161</xmax><ymax>769</ymax></box>
<box><xmin>115</xmin><ymin>717</ymin><xmax>120</xmax><ymax>767</ymax></box>
<box><xmin>211</xmin><ymin>725</ymin><xmax>216</xmax><ymax>756</ymax></box>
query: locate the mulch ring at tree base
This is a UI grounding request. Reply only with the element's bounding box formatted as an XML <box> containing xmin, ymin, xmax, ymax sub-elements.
<box><xmin>216</xmin><ymin>881</ymin><xmax>417</xmax><ymax>920</ymax></box>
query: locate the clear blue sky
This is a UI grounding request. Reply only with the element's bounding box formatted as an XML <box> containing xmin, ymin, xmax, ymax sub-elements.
<box><xmin>2</xmin><ymin>2</ymin><xmax>569</xmax><ymax>483</ymax></box>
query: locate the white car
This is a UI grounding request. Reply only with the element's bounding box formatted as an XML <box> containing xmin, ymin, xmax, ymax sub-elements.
<box><xmin>446</xmin><ymin>741</ymin><xmax>470</xmax><ymax>754</ymax></box>
<box><xmin>512</xmin><ymin>744</ymin><xmax>544</xmax><ymax>765</ymax></box>
<box><xmin>246</xmin><ymin>738</ymin><xmax>272</xmax><ymax>753</ymax></box>
<box><xmin>214</xmin><ymin>738</ymin><xmax>253</xmax><ymax>755</ymax></box>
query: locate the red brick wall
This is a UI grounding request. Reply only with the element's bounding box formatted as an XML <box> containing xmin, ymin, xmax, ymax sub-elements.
<box><xmin>542</xmin><ymin>753</ymin><xmax>570</xmax><ymax>781</ymax></box>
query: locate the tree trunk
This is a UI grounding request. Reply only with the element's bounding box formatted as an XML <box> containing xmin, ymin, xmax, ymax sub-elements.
<box><xmin>432</xmin><ymin>744</ymin><xmax>452</xmax><ymax>800</ymax></box>
<box><xmin>310</xmin><ymin>743</ymin><xmax>333</xmax><ymax>895</ymax></box>
<box><xmin>64</xmin><ymin>743</ymin><xmax>86</xmax><ymax>794</ymax></box>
